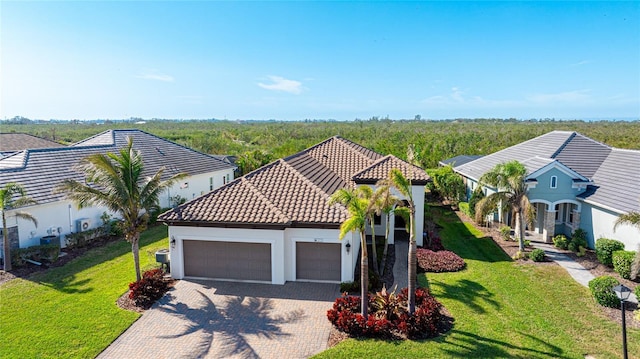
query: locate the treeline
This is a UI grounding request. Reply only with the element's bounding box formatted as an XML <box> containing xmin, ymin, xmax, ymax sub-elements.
<box><xmin>1</xmin><ymin>119</ymin><xmax>639</xmax><ymax>169</ymax></box>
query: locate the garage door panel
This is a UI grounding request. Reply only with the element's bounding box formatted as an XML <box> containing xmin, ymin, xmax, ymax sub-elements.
<box><xmin>296</xmin><ymin>242</ymin><xmax>341</xmax><ymax>281</ymax></box>
<box><xmin>183</xmin><ymin>240</ymin><xmax>271</xmax><ymax>281</ymax></box>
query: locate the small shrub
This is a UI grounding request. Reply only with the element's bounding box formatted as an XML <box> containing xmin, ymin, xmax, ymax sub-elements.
<box><xmin>635</xmin><ymin>285</ymin><xmax>640</xmax><ymax>300</ymax></box>
<box><xmin>524</xmin><ymin>240</ymin><xmax>531</xmax><ymax>247</ymax></box>
<box><xmin>340</xmin><ymin>281</ymin><xmax>359</xmax><ymax>293</ymax></box>
<box><xmin>588</xmin><ymin>276</ymin><xmax>620</xmax><ymax>308</ymax></box>
<box><xmin>10</xmin><ymin>244</ymin><xmax>60</xmax><ymax>267</ymax></box>
<box><xmin>416</xmin><ymin>248</ymin><xmax>465</xmax><ymax>272</ymax></box>
<box><xmin>499</xmin><ymin>226</ymin><xmax>511</xmax><ymax>241</ymax></box>
<box><xmin>570</xmin><ymin>229</ymin><xmax>588</xmax><ymax>249</ymax></box>
<box><xmin>128</xmin><ymin>268</ymin><xmax>169</xmax><ymax>308</ymax></box>
<box><xmin>612</xmin><ymin>250</ymin><xmax>636</xmax><ymax>280</ymax></box>
<box><xmin>553</xmin><ymin>235</ymin><xmax>569</xmax><ymax>250</ymax></box>
<box><xmin>529</xmin><ymin>248</ymin><xmax>545</xmax><ymax>262</ymax></box>
<box><xmin>577</xmin><ymin>246</ymin><xmax>587</xmax><ymax>257</ymax></box>
<box><xmin>39</xmin><ymin>244</ymin><xmax>60</xmax><ymax>262</ymax></box>
<box><xmin>468</xmin><ymin>187</ymin><xmax>484</xmax><ymax>219</ymax></box>
<box><xmin>512</xmin><ymin>250</ymin><xmax>526</xmax><ymax>260</ymax></box>
<box><xmin>424</xmin><ymin>231</ymin><xmax>444</xmax><ymax>251</ymax></box>
<box><xmin>595</xmin><ymin>238</ymin><xmax>625</xmax><ymax>267</ymax></box>
<box><xmin>459</xmin><ymin>202</ymin><xmax>470</xmax><ymax>217</ymax></box>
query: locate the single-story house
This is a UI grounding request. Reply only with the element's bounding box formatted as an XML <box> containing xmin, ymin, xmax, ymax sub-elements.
<box><xmin>0</xmin><ymin>133</ymin><xmax>65</xmax><ymax>158</ymax></box>
<box><xmin>446</xmin><ymin>130</ymin><xmax>640</xmax><ymax>250</ymax></box>
<box><xmin>159</xmin><ymin>136</ymin><xmax>430</xmax><ymax>285</ymax></box>
<box><xmin>0</xmin><ymin>129</ymin><xmax>236</xmax><ymax>252</ymax></box>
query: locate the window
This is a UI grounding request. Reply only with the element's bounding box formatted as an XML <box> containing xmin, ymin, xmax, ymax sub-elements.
<box><xmin>555</xmin><ymin>204</ymin><xmax>561</xmax><ymax>222</ymax></box>
<box><xmin>550</xmin><ymin>176</ymin><xmax>557</xmax><ymax>189</ymax></box>
<box><xmin>374</xmin><ymin>214</ymin><xmax>381</xmax><ymax>225</ymax></box>
<box><xmin>226</xmin><ymin>173</ymin><xmax>231</xmax><ymax>183</ymax></box>
<box><xmin>209</xmin><ymin>177</ymin><xmax>214</xmax><ymax>191</ymax></box>
<box><xmin>567</xmin><ymin>204</ymin><xmax>575</xmax><ymax>224</ymax></box>
<box><xmin>223</xmin><ymin>175</ymin><xmax>227</xmax><ymax>185</ymax></box>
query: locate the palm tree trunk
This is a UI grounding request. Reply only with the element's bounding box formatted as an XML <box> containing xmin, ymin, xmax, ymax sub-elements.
<box><xmin>516</xmin><ymin>210</ymin><xmax>525</xmax><ymax>251</ymax></box>
<box><xmin>132</xmin><ymin>233</ymin><xmax>141</xmax><ymax>281</ymax></box>
<box><xmin>369</xmin><ymin>216</ymin><xmax>379</xmax><ymax>275</ymax></box>
<box><xmin>2</xmin><ymin>211</ymin><xmax>11</xmax><ymax>272</ymax></box>
<box><xmin>380</xmin><ymin>213</ymin><xmax>391</xmax><ymax>276</ymax></box>
<box><xmin>360</xmin><ymin>232</ymin><xmax>369</xmax><ymax>319</ymax></box>
<box><xmin>408</xmin><ymin>209</ymin><xmax>416</xmax><ymax>314</ymax></box>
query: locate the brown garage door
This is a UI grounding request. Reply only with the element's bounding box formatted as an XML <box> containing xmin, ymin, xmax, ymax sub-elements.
<box><xmin>296</xmin><ymin>242</ymin><xmax>341</xmax><ymax>281</ymax></box>
<box><xmin>183</xmin><ymin>240</ymin><xmax>271</xmax><ymax>281</ymax></box>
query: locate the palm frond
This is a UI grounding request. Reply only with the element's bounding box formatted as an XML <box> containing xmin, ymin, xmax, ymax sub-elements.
<box><xmin>614</xmin><ymin>211</ymin><xmax>640</xmax><ymax>231</ymax></box>
<box><xmin>15</xmin><ymin>211</ymin><xmax>38</xmax><ymax>227</ymax></box>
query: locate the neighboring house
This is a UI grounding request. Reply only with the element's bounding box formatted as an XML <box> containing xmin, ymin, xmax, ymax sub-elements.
<box><xmin>159</xmin><ymin>136</ymin><xmax>429</xmax><ymax>285</ymax></box>
<box><xmin>0</xmin><ymin>129</ymin><xmax>236</xmax><ymax>252</ymax></box>
<box><xmin>0</xmin><ymin>133</ymin><xmax>65</xmax><ymax>158</ymax></box>
<box><xmin>447</xmin><ymin>131</ymin><xmax>640</xmax><ymax>250</ymax></box>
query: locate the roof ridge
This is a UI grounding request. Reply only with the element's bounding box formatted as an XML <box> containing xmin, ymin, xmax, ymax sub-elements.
<box><xmin>0</xmin><ymin>150</ymin><xmax>29</xmax><ymax>170</ymax></box>
<box><xmin>549</xmin><ymin>132</ymin><xmax>576</xmax><ymax>158</ymax></box>
<box><xmin>279</xmin><ymin>158</ymin><xmax>336</xmax><ymax>199</ymax></box>
<box><xmin>334</xmin><ymin>136</ymin><xmax>377</xmax><ymax>164</ymax></box>
<box><xmin>241</xmin><ymin>176</ymin><xmax>291</xmax><ymax>223</ymax></box>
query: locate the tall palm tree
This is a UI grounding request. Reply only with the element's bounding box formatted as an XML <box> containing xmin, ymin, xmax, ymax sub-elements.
<box><xmin>614</xmin><ymin>210</ymin><xmax>640</xmax><ymax>280</ymax></box>
<box><xmin>475</xmin><ymin>160</ymin><xmax>532</xmax><ymax>251</ymax></box>
<box><xmin>1</xmin><ymin>183</ymin><xmax>38</xmax><ymax>271</ymax></box>
<box><xmin>382</xmin><ymin>168</ymin><xmax>418</xmax><ymax>314</ymax></box>
<box><xmin>358</xmin><ymin>186</ymin><xmax>382</xmax><ymax>275</ymax></box>
<box><xmin>56</xmin><ymin>137</ymin><xmax>187</xmax><ymax>281</ymax></box>
<box><xmin>375</xmin><ymin>183</ymin><xmax>400</xmax><ymax>276</ymax></box>
<box><xmin>328</xmin><ymin>187</ymin><xmax>370</xmax><ymax>319</ymax></box>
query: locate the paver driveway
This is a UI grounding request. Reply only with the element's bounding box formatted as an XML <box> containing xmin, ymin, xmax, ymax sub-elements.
<box><xmin>98</xmin><ymin>280</ymin><xmax>340</xmax><ymax>359</ymax></box>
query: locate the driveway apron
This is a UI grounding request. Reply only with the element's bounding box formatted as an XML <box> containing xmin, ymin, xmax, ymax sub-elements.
<box><xmin>98</xmin><ymin>280</ymin><xmax>340</xmax><ymax>359</ymax></box>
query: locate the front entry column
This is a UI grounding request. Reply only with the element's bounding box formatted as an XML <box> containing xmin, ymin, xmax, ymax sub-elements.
<box><xmin>542</xmin><ymin>209</ymin><xmax>556</xmax><ymax>243</ymax></box>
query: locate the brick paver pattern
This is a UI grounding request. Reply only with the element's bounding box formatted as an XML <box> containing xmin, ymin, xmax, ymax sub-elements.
<box><xmin>98</xmin><ymin>280</ymin><xmax>340</xmax><ymax>359</ymax></box>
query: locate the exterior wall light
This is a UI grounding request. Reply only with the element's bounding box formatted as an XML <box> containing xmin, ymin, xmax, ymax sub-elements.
<box><xmin>170</xmin><ymin>236</ymin><xmax>176</xmax><ymax>249</ymax></box>
<box><xmin>345</xmin><ymin>240</ymin><xmax>351</xmax><ymax>254</ymax></box>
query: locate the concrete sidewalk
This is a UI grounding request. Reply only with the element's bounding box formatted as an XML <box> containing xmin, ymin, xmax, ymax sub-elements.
<box><xmin>532</xmin><ymin>242</ymin><xmax>637</xmax><ymax>304</ymax></box>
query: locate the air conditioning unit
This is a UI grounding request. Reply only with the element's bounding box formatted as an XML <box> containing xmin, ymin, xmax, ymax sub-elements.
<box><xmin>47</xmin><ymin>227</ymin><xmax>60</xmax><ymax>236</ymax></box>
<box><xmin>76</xmin><ymin>218</ymin><xmax>91</xmax><ymax>232</ymax></box>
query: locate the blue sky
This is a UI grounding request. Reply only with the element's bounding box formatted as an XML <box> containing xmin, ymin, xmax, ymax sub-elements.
<box><xmin>2</xmin><ymin>1</ymin><xmax>638</xmax><ymax>121</ymax></box>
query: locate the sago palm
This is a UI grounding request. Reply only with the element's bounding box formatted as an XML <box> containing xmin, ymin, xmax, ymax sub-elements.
<box><xmin>57</xmin><ymin>137</ymin><xmax>187</xmax><ymax>281</ymax></box>
<box><xmin>329</xmin><ymin>187</ymin><xmax>370</xmax><ymax>319</ymax></box>
<box><xmin>1</xmin><ymin>182</ymin><xmax>38</xmax><ymax>271</ymax></box>
<box><xmin>475</xmin><ymin>160</ymin><xmax>532</xmax><ymax>251</ymax></box>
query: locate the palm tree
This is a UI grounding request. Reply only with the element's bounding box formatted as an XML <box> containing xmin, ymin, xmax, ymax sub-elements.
<box><xmin>328</xmin><ymin>187</ymin><xmax>370</xmax><ymax>319</ymax></box>
<box><xmin>358</xmin><ymin>186</ymin><xmax>382</xmax><ymax>275</ymax></box>
<box><xmin>1</xmin><ymin>183</ymin><xmax>38</xmax><ymax>271</ymax></box>
<box><xmin>375</xmin><ymin>183</ymin><xmax>400</xmax><ymax>276</ymax></box>
<box><xmin>475</xmin><ymin>160</ymin><xmax>532</xmax><ymax>252</ymax></box>
<box><xmin>56</xmin><ymin>137</ymin><xmax>187</xmax><ymax>281</ymax></box>
<box><xmin>614</xmin><ymin>210</ymin><xmax>640</xmax><ymax>280</ymax></box>
<box><xmin>383</xmin><ymin>168</ymin><xmax>418</xmax><ymax>314</ymax></box>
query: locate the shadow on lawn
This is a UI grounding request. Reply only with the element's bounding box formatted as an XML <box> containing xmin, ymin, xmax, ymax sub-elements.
<box><xmin>430</xmin><ymin>279</ymin><xmax>500</xmax><ymax>314</ymax></box>
<box><xmin>440</xmin><ymin>329</ymin><xmax>569</xmax><ymax>358</ymax></box>
<box><xmin>158</xmin><ymin>290</ymin><xmax>304</xmax><ymax>358</ymax></box>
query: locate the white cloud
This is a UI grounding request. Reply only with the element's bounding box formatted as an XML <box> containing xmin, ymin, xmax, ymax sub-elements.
<box><xmin>136</xmin><ymin>69</ymin><xmax>174</xmax><ymax>82</ymax></box>
<box><xmin>258</xmin><ymin>75</ymin><xmax>304</xmax><ymax>94</ymax></box>
<box><xmin>570</xmin><ymin>60</ymin><xmax>591</xmax><ymax>67</ymax></box>
<box><xmin>526</xmin><ymin>89</ymin><xmax>591</xmax><ymax>105</ymax></box>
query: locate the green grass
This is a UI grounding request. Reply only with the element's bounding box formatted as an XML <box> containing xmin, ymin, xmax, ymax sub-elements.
<box><xmin>316</xmin><ymin>205</ymin><xmax>640</xmax><ymax>359</ymax></box>
<box><xmin>0</xmin><ymin>225</ymin><xmax>169</xmax><ymax>359</ymax></box>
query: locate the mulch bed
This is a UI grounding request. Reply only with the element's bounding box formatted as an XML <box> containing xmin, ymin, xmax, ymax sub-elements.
<box><xmin>0</xmin><ymin>235</ymin><xmax>122</xmax><ymax>286</ymax></box>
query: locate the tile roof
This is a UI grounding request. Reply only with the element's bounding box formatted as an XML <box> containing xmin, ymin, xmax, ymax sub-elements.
<box><xmin>451</xmin><ymin>130</ymin><xmax>640</xmax><ymax>214</ymax></box>
<box><xmin>353</xmin><ymin>155</ymin><xmax>430</xmax><ymax>185</ymax></box>
<box><xmin>160</xmin><ymin>136</ymin><xmax>430</xmax><ymax>228</ymax></box>
<box><xmin>439</xmin><ymin>155</ymin><xmax>483</xmax><ymax>167</ymax></box>
<box><xmin>0</xmin><ymin>133</ymin><xmax>65</xmax><ymax>154</ymax></box>
<box><xmin>0</xmin><ymin>129</ymin><xmax>236</xmax><ymax>205</ymax></box>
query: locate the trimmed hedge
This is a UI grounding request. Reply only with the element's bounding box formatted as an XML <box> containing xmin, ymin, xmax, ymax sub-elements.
<box><xmin>416</xmin><ymin>249</ymin><xmax>466</xmax><ymax>272</ymax></box>
<box><xmin>588</xmin><ymin>276</ymin><xmax>620</xmax><ymax>308</ymax></box>
<box><xmin>612</xmin><ymin>250</ymin><xmax>636</xmax><ymax>280</ymax></box>
<box><xmin>595</xmin><ymin>238</ymin><xmax>625</xmax><ymax>267</ymax></box>
<box><xmin>459</xmin><ymin>202</ymin><xmax>470</xmax><ymax>217</ymax></box>
<box><xmin>11</xmin><ymin>244</ymin><xmax>60</xmax><ymax>267</ymax></box>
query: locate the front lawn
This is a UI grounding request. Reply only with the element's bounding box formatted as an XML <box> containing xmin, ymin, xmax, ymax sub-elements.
<box><xmin>0</xmin><ymin>225</ymin><xmax>168</xmax><ymax>359</ymax></box>
<box><xmin>317</xmin><ymin>205</ymin><xmax>640</xmax><ymax>359</ymax></box>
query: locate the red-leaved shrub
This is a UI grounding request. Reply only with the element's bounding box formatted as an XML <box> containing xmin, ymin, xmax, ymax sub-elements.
<box><xmin>128</xmin><ymin>268</ymin><xmax>169</xmax><ymax>308</ymax></box>
<box><xmin>327</xmin><ymin>287</ymin><xmax>444</xmax><ymax>339</ymax></box>
<box><xmin>416</xmin><ymin>248</ymin><xmax>466</xmax><ymax>273</ymax></box>
<box><xmin>424</xmin><ymin>231</ymin><xmax>445</xmax><ymax>251</ymax></box>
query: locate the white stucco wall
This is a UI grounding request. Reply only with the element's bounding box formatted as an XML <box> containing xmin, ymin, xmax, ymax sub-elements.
<box><xmin>166</xmin><ymin>225</ymin><xmax>357</xmax><ymax>285</ymax></box>
<box><xmin>582</xmin><ymin>204</ymin><xmax>640</xmax><ymax>251</ymax></box>
<box><xmin>7</xmin><ymin>167</ymin><xmax>234</xmax><ymax>249</ymax></box>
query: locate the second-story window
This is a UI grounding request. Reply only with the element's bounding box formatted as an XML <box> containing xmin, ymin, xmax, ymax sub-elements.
<box><xmin>550</xmin><ymin>176</ymin><xmax>558</xmax><ymax>189</ymax></box>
